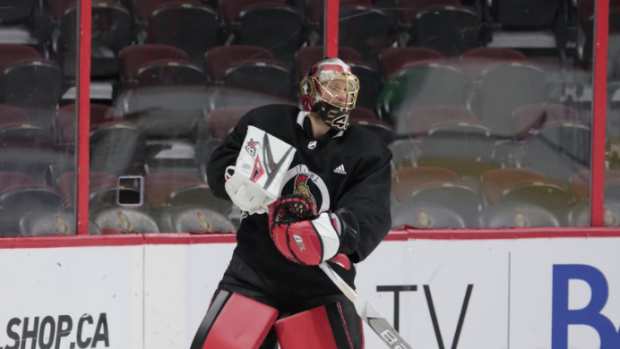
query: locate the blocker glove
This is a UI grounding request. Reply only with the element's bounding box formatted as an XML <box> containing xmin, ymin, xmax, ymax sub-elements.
<box><xmin>268</xmin><ymin>195</ymin><xmax>359</xmax><ymax>266</ymax></box>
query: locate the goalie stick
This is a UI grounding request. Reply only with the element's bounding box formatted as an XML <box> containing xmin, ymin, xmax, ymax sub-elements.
<box><xmin>319</xmin><ymin>262</ymin><xmax>412</xmax><ymax>349</ymax></box>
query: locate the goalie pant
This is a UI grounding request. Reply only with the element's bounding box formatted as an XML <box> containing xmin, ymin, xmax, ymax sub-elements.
<box><xmin>190</xmin><ymin>254</ymin><xmax>364</xmax><ymax>349</ymax></box>
<box><xmin>199</xmin><ymin>104</ymin><xmax>392</xmax><ymax>347</ymax></box>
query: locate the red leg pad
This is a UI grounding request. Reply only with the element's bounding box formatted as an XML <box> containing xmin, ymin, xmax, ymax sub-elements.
<box><xmin>202</xmin><ymin>293</ymin><xmax>278</xmax><ymax>349</ymax></box>
<box><xmin>275</xmin><ymin>306</ymin><xmax>339</xmax><ymax>349</ymax></box>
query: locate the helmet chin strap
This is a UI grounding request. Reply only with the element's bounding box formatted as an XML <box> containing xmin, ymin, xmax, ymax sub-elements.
<box><xmin>313</xmin><ymin>101</ymin><xmax>350</xmax><ymax>131</ymax></box>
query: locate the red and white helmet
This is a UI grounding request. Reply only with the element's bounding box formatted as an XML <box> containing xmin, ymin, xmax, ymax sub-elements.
<box><xmin>300</xmin><ymin>57</ymin><xmax>360</xmax><ymax>131</ymax></box>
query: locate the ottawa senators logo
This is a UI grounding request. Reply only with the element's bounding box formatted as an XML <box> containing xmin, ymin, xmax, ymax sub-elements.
<box><xmin>417</xmin><ymin>209</ymin><xmax>434</xmax><ymax>228</ymax></box>
<box><xmin>282</xmin><ymin>165</ymin><xmax>331</xmax><ymax>213</ymax></box>
<box><xmin>293</xmin><ymin>174</ymin><xmax>317</xmax><ymax>208</ymax></box>
<box><xmin>604</xmin><ymin>207</ymin><xmax>618</xmax><ymax>226</ymax></box>
<box><xmin>54</xmin><ymin>215</ymin><xmax>71</xmax><ymax>235</ymax></box>
<box><xmin>196</xmin><ymin>211</ymin><xmax>213</xmax><ymax>232</ymax></box>
<box><xmin>117</xmin><ymin>211</ymin><xmax>133</xmax><ymax>233</ymax></box>
<box><xmin>514</xmin><ymin>210</ymin><xmax>530</xmax><ymax>228</ymax></box>
<box><xmin>245</xmin><ymin>139</ymin><xmax>259</xmax><ymax>156</ymax></box>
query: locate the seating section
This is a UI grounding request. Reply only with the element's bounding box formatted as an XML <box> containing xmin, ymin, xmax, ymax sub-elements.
<box><xmin>0</xmin><ymin>0</ymin><xmax>613</xmax><ymax>233</ymax></box>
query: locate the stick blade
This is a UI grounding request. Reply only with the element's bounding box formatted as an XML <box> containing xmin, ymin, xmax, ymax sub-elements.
<box><xmin>367</xmin><ymin>316</ymin><xmax>412</xmax><ymax>349</ymax></box>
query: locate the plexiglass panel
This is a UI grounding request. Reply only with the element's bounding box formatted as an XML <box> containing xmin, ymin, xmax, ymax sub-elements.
<box><xmin>87</xmin><ymin>0</ymin><xmax>310</xmax><ymax>233</ymax></box>
<box><xmin>346</xmin><ymin>0</ymin><xmax>596</xmax><ymax>228</ymax></box>
<box><xmin>0</xmin><ymin>0</ymin><xmax>78</xmax><ymax>236</ymax></box>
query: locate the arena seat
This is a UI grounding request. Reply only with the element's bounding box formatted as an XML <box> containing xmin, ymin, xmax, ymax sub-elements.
<box><xmin>416</xmin><ymin>120</ymin><xmax>498</xmax><ymax>178</ymax></box>
<box><xmin>0</xmin><ymin>0</ymin><xmax>36</xmax><ymax>24</ymax></box>
<box><xmin>204</xmin><ymin>45</ymin><xmax>291</xmax><ymax>98</ymax></box>
<box><xmin>481</xmin><ymin>168</ymin><xmax>548</xmax><ymax>206</ymax></box>
<box><xmin>305</xmin><ymin>0</ymin><xmax>372</xmax><ymax>25</ymax></box>
<box><xmin>207</xmin><ymin>106</ymin><xmax>254</xmax><ymax>140</ymax></box>
<box><xmin>396</xmin><ymin>0</ymin><xmax>460</xmax><ymax>26</ymax></box>
<box><xmin>58</xmin><ymin>104</ymin><xmax>122</xmax><ymax>145</ymax></box>
<box><xmin>391</xmin><ymin>166</ymin><xmax>461</xmax><ymax>204</ymax></box>
<box><xmin>512</xmin><ymin>104</ymin><xmax>582</xmax><ymax>141</ymax></box>
<box><xmin>0</xmin><ymin>104</ymin><xmax>29</xmax><ymax>124</ymax></box>
<box><xmin>406</xmin><ymin>105</ymin><xmax>478</xmax><ymax>138</ymax></box>
<box><xmin>145</xmin><ymin>172</ymin><xmax>231</xmax><ymax>213</ymax></box>
<box><xmin>205</xmin><ymin>46</ymin><xmax>275</xmax><ymax>82</ymax></box>
<box><xmin>567</xmin><ymin>199</ymin><xmax>620</xmax><ymax>227</ymax></box>
<box><xmin>461</xmin><ymin>47</ymin><xmax>527</xmax><ymax>81</ymax></box>
<box><xmin>0</xmin><ymin>172</ymin><xmax>62</xmax><ymax>236</ymax></box>
<box><xmin>49</xmin><ymin>0</ymin><xmax>131</xmax><ymax>78</ymax></box>
<box><xmin>337</xmin><ymin>5</ymin><xmax>393</xmax><ymax>63</ymax></box>
<box><xmin>57</xmin><ymin>171</ymin><xmax>120</xmax><ymax>210</ymax></box>
<box><xmin>93</xmin><ymin>207</ymin><xmax>160</xmax><ymax>234</ymax></box>
<box><xmin>158</xmin><ymin>205</ymin><xmax>235</xmax><ymax>233</ymax></box>
<box><xmin>408</xmin><ymin>5</ymin><xmax>483</xmax><ymax>56</ymax></box>
<box><xmin>18</xmin><ymin>210</ymin><xmax>76</xmax><ymax>236</ymax></box>
<box><xmin>522</xmin><ymin>121</ymin><xmax>591</xmax><ymax>183</ymax></box>
<box><xmin>379</xmin><ymin>47</ymin><xmax>444</xmax><ymax>80</ymax></box>
<box><xmin>391</xmin><ymin>202</ymin><xmax>467</xmax><ymax>229</ymax></box>
<box><xmin>0</xmin><ymin>44</ymin><xmax>62</xmax><ymax>131</ymax></box>
<box><xmin>90</xmin><ymin>121</ymin><xmax>147</xmax><ymax>176</ymax></box>
<box><xmin>499</xmin><ymin>180</ymin><xmax>572</xmax><ymax>219</ymax></box>
<box><xmin>349</xmin><ymin>107</ymin><xmax>379</xmax><ymax>122</ymax></box>
<box><xmin>119</xmin><ymin>44</ymin><xmax>205</xmax><ymax>89</ymax></box>
<box><xmin>389</xmin><ymin>138</ymin><xmax>419</xmax><ymax>169</ymax></box>
<box><xmin>143</xmin><ymin>1</ymin><xmax>220</xmax><ymax>64</ymax></box>
<box><xmin>378</xmin><ymin>62</ymin><xmax>466</xmax><ymax>128</ymax></box>
<box><xmin>408</xmin><ymin>182</ymin><xmax>481</xmax><ymax>227</ymax></box>
<box><xmin>0</xmin><ymin>121</ymin><xmax>51</xmax><ymax>146</ymax></box>
<box><xmin>569</xmin><ymin>170</ymin><xmax>620</xmax><ymax>202</ymax></box>
<box><xmin>487</xmin><ymin>0</ymin><xmax>561</xmax><ymax>29</ymax></box>
<box><xmin>480</xmin><ymin>201</ymin><xmax>562</xmax><ymax>228</ymax></box>
<box><xmin>220</xmin><ymin>0</ymin><xmax>305</xmax><ymax>67</ymax></box>
<box><xmin>468</xmin><ymin>63</ymin><xmax>547</xmax><ymax>138</ymax></box>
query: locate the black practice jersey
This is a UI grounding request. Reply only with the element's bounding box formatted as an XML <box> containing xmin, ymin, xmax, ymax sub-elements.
<box><xmin>207</xmin><ymin>104</ymin><xmax>392</xmax><ymax>294</ymax></box>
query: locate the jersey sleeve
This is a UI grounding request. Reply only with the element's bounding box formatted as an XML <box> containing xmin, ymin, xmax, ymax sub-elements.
<box><xmin>336</xmin><ymin>147</ymin><xmax>392</xmax><ymax>263</ymax></box>
<box><xmin>206</xmin><ymin>109</ymin><xmax>255</xmax><ymax>201</ymax></box>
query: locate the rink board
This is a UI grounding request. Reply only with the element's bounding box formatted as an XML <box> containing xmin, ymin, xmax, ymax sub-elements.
<box><xmin>0</xmin><ymin>237</ymin><xmax>619</xmax><ymax>349</ymax></box>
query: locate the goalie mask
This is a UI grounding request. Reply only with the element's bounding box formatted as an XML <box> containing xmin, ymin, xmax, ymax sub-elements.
<box><xmin>300</xmin><ymin>58</ymin><xmax>360</xmax><ymax>131</ymax></box>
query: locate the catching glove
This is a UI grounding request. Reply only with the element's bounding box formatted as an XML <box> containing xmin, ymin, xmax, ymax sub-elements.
<box><xmin>268</xmin><ymin>195</ymin><xmax>345</xmax><ymax>266</ymax></box>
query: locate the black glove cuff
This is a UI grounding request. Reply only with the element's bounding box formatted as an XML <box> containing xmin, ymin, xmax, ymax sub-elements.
<box><xmin>334</xmin><ymin>208</ymin><xmax>360</xmax><ymax>255</ymax></box>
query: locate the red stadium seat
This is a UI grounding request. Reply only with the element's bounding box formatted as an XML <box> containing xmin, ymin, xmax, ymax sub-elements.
<box><xmin>408</xmin><ymin>5</ymin><xmax>483</xmax><ymax>56</ymax></box>
<box><xmin>468</xmin><ymin>63</ymin><xmax>547</xmax><ymax>137</ymax></box>
<box><xmin>481</xmin><ymin>168</ymin><xmax>549</xmax><ymax>206</ymax></box>
<box><xmin>0</xmin><ymin>171</ymin><xmax>62</xmax><ymax>236</ymax></box>
<box><xmin>461</xmin><ymin>47</ymin><xmax>527</xmax><ymax>80</ymax></box>
<box><xmin>407</xmin><ymin>105</ymin><xmax>478</xmax><ymax>138</ymax></box>
<box><xmin>0</xmin><ymin>104</ymin><xmax>29</xmax><ymax>124</ymax></box>
<box><xmin>396</xmin><ymin>0</ymin><xmax>460</xmax><ymax>25</ymax></box>
<box><xmin>220</xmin><ymin>0</ymin><xmax>305</xmax><ymax>67</ymax></box>
<box><xmin>0</xmin><ymin>0</ymin><xmax>36</xmax><ymax>24</ymax></box>
<box><xmin>0</xmin><ymin>44</ymin><xmax>62</xmax><ymax>130</ymax></box>
<box><xmin>119</xmin><ymin>44</ymin><xmax>204</xmax><ymax>87</ymax></box>
<box><xmin>205</xmin><ymin>45</ymin><xmax>291</xmax><ymax>98</ymax></box>
<box><xmin>379</xmin><ymin>47</ymin><xmax>444</xmax><ymax>79</ymax></box>
<box><xmin>142</xmin><ymin>1</ymin><xmax>220</xmax><ymax>64</ymax></box>
<box><xmin>512</xmin><ymin>104</ymin><xmax>582</xmax><ymax>140</ymax></box>
<box><xmin>158</xmin><ymin>205</ymin><xmax>235</xmax><ymax>232</ymax></box>
<box><xmin>49</xmin><ymin>0</ymin><xmax>131</xmax><ymax>78</ymax></box>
